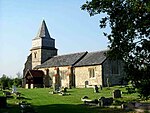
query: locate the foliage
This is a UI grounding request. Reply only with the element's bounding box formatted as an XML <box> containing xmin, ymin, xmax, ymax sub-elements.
<box><xmin>14</xmin><ymin>72</ymin><xmax>22</xmax><ymax>87</ymax></box>
<box><xmin>81</xmin><ymin>0</ymin><xmax>150</xmax><ymax>99</ymax></box>
<box><xmin>0</xmin><ymin>74</ymin><xmax>13</xmax><ymax>89</ymax></box>
<box><xmin>0</xmin><ymin>73</ymin><xmax>22</xmax><ymax>89</ymax></box>
<box><xmin>13</xmin><ymin>78</ymin><xmax>22</xmax><ymax>87</ymax></box>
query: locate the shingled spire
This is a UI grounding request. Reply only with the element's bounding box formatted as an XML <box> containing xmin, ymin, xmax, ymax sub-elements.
<box><xmin>35</xmin><ymin>20</ymin><xmax>51</xmax><ymax>39</ymax></box>
<box><xmin>31</xmin><ymin>20</ymin><xmax>57</xmax><ymax>69</ymax></box>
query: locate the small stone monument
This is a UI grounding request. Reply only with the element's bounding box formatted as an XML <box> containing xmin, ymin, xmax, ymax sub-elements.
<box><xmin>98</xmin><ymin>97</ymin><xmax>113</xmax><ymax>107</ymax></box>
<box><xmin>100</xmin><ymin>85</ymin><xmax>103</xmax><ymax>90</ymax></box>
<box><xmin>113</xmin><ymin>89</ymin><xmax>121</xmax><ymax>98</ymax></box>
<box><xmin>12</xmin><ymin>85</ymin><xmax>17</xmax><ymax>93</ymax></box>
<box><xmin>94</xmin><ymin>85</ymin><xmax>99</xmax><ymax>93</ymax></box>
<box><xmin>63</xmin><ymin>87</ymin><xmax>67</xmax><ymax>92</ymax></box>
<box><xmin>85</xmin><ymin>81</ymin><xmax>88</xmax><ymax>88</ymax></box>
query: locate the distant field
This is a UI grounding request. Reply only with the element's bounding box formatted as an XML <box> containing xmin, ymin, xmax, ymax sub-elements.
<box><xmin>0</xmin><ymin>86</ymin><xmax>142</xmax><ymax>113</ymax></box>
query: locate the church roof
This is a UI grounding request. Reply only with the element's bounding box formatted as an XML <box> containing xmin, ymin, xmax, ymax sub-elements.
<box><xmin>25</xmin><ymin>70</ymin><xmax>44</xmax><ymax>78</ymax></box>
<box><xmin>34</xmin><ymin>50</ymin><xmax>108</xmax><ymax>69</ymax></box>
<box><xmin>74</xmin><ymin>50</ymin><xmax>107</xmax><ymax>66</ymax></box>
<box><xmin>34</xmin><ymin>20</ymin><xmax>52</xmax><ymax>39</ymax></box>
<box><xmin>35</xmin><ymin>52</ymin><xmax>87</xmax><ymax>68</ymax></box>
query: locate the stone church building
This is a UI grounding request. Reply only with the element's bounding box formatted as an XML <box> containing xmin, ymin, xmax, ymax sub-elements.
<box><xmin>23</xmin><ymin>20</ymin><xmax>126</xmax><ymax>89</ymax></box>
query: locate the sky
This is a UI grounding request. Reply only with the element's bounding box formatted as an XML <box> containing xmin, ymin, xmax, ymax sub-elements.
<box><xmin>0</xmin><ymin>0</ymin><xmax>110</xmax><ymax>78</ymax></box>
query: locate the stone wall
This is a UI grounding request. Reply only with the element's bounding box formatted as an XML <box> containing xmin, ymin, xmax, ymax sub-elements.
<box><xmin>102</xmin><ymin>59</ymin><xmax>126</xmax><ymax>86</ymax></box>
<box><xmin>31</xmin><ymin>49</ymin><xmax>57</xmax><ymax>69</ymax></box>
<box><xmin>23</xmin><ymin>54</ymin><xmax>32</xmax><ymax>87</ymax></box>
<box><xmin>59</xmin><ymin>66</ymin><xmax>71</xmax><ymax>88</ymax></box>
<box><xmin>31</xmin><ymin>37</ymin><xmax>57</xmax><ymax>69</ymax></box>
<box><xmin>32</xmin><ymin>38</ymin><xmax>42</xmax><ymax>48</ymax></box>
<box><xmin>75</xmin><ymin>65</ymin><xmax>102</xmax><ymax>88</ymax></box>
<box><xmin>37</xmin><ymin>59</ymin><xmax>126</xmax><ymax>88</ymax></box>
<box><xmin>39</xmin><ymin>68</ymin><xmax>55</xmax><ymax>87</ymax></box>
<box><xmin>39</xmin><ymin>66</ymin><xmax>72</xmax><ymax>88</ymax></box>
<box><xmin>31</xmin><ymin>49</ymin><xmax>42</xmax><ymax>69</ymax></box>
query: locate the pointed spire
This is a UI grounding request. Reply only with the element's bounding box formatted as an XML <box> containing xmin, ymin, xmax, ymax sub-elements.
<box><xmin>35</xmin><ymin>20</ymin><xmax>51</xmax><ymax>39</ymax></box>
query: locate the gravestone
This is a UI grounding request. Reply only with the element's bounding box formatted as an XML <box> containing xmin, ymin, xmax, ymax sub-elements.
<box><xmin>100</xmin><ymin>85</ymin><xmax>103</xmax><ymax>90</ymax></box>
<box><xmin>85</xmin><ymin>81</ymin><xmax>88</xmax><ymax>88</ymax></box>
<box><xmin>0</xmin><ymin>96</ymin><xmax>7</xmax><ymax>108</ymax></box>
<box><xmin>12</xmin><ymin>85</ymin><xmax>17</xmax><ymax>93</ymax></box>
<box><xmin>113</xmin><ymin>89</ymin><xmax>121</xmax><ymax>98</ymax></box>
<box><xmin>82</xmin><ymin>96</ymin><xmax>89</xmax><ymax>99</ymax></box>
<box><xmin>94</xmin><ymin>85</ymin><xmax>99</xmax><ymax>93</ymax></box>
<box><xmin>19</xmin><ymin>101</ymin><xmax>35</xmax><ymax>113</ymax></box>
<box><xmin>63</xmin><ymin>87</ymin><xmax>67</xmax><ymax>92</ymax></box>
<box><xmin>98</xmin><ymin>97</ymin><xmax>113</xmax><ymax>107</ymax></box>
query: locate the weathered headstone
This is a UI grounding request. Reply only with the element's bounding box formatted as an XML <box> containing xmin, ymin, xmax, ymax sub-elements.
<box><xmin>94</xmin><ymin>85</ymin><xmax>99</xmax><ymax>93</ymax></box>
<box><xmin>63</xmin><ymin>87</ymin><xmax>67</xmax><ymax>92</ymax></box>
<box><xmin>85</xmin><ymin>81</ymin><xmax>88</xmax><ymax>88</ymax></box>
<box><xmin>121</xmin><ymin>104</ymin><xmax>127</xmax><ymax>109</ymax></box>
<box><xmin>113</xmin><ymin>89</ymin><xmax>121</xmax><ymax>98</ymax></box>
<box><xmin>82</xmin><ymin>96</ymin><xmax>89</xmax><ymax>100</ymax></box>
<box><xmin>19</xmin><ymin>101</ymin><xmax>35</xmax><ymax>113</ymax></box>
<box><xmin>12</xmin><ymin>85</ymin><xmax>17</xmax><ymax>93</ymax></box>
<box><xmin>98</xmin><ymin>97</ymin><xmax>113</xmax><ymax>107</ymax></box>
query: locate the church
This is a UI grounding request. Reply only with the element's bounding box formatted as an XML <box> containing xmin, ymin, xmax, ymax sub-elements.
<box><xmin>23</xmin><ymin>20</ymin><xmax>126</xmax><ymax>89</ymax></box>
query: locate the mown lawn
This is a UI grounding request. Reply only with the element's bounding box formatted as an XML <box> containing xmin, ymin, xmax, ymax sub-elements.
<box><xmin>0</xmin><ymin>86</ymin><xmax>143</xmax><ymax>113</ymax></box>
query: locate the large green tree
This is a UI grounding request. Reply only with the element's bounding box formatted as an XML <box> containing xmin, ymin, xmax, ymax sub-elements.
<box><xmin>82</xmin><ymin>0</ymin><xmax>150</xmax><ymax>99</ymax></box>
<box><xmin>0</xmin><ymin>74</ymin><xmax>13</xmax><ymax>89</ymax></box>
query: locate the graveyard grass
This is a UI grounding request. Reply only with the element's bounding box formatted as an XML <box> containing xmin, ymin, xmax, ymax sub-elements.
<box><xmin>0</xmin><ymin>86</ymin><xmax>145</xmax><ymax>113</ymax></box>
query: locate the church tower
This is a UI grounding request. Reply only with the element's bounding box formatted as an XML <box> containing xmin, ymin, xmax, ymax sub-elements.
<box><xmin>31</xmin><ymin>20</ymin><xmax>57</xmax><ymax>68</ymax></box>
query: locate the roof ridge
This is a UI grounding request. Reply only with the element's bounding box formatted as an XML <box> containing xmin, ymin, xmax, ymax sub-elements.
<box><xmin>53</xmin><ymin>51</ymin><xmax>88</xmax><ymax>57</ymax></box>
<box><xmin>87</xmin><ymin>49</ymin><xmax>108</xmax><ymax>54</ymax></box>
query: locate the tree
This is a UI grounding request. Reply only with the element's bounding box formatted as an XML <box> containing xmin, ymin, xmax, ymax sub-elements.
<box><xmin>0</xmin><ymin>74</ymin><xmax>13</xmax><ymax>89</ymax></box>
<box><xmin>82</xmin><ymin>0</ymin><xmax>150</xmax><ymax>99</ymax></box>
<box><xmin>13</xmin><ymin>72</ymin><xmax>22</xmax><ymax>87</ymax></box>
<box><xmin>13</xmin><ymin>78</ymin><xmax>22</xmax><ymax>87</ymax></box>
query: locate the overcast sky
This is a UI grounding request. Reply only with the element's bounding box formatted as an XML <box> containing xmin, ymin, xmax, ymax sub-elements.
<box><xmin>0</xmin><ymin>0</ymin><xmax>110</xmax><ymax>77</ymax></box>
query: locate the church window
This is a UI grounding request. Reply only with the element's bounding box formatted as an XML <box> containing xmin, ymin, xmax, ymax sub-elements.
<box><xmin>88</xmin><ymin>68</ymin><xmax>95</xmax><ymax>78</ymax></box>
<box><xmin>34</xmin><ymin>52</ymin><xmax>37</xmax><ymax>58</ymax></box>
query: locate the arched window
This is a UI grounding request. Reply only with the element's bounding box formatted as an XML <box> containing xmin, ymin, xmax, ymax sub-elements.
<box><xmin>34</xmin><ymin>52</ymin><xmax>37</xmax><ymax>58</ymax></box>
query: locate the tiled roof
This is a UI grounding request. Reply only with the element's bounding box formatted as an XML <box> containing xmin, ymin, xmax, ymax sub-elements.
<box><xmin>34</xmin><ymin>20</ymin><xmax>52</xmax><ymax>39</ymax></box>
<box><xmin>25</xmin><ymin>70</ymin><xmax>44</xmax><ymax>77</ymax></box>
<box><xmin>74</xmin><ymin>50</ymin><xmax>107</xmax><ymax>66</ymax></box>
<box><xmin>35</xmin><ymin>52</ymin><xmax>87</xmax><ymax>68</ymax></box>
